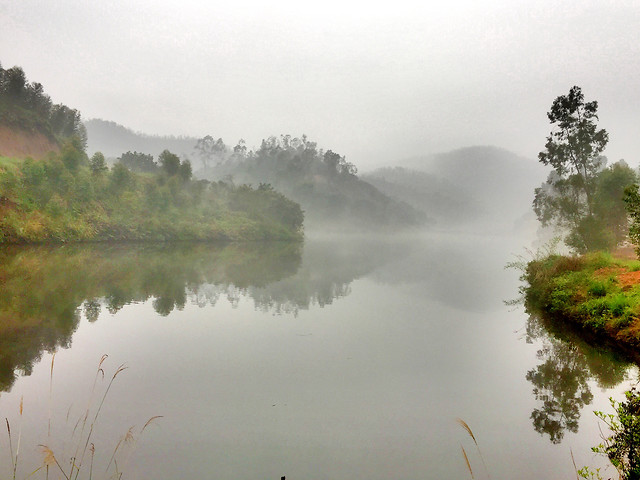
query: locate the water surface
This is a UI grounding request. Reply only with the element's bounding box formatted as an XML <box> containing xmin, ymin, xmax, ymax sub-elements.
<box><xmin>0</xmin><ymin>233</ymin><xmax>636</xmax><ymax>479</ymax></box>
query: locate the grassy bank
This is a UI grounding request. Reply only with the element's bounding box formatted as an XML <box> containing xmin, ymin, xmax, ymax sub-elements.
<box><xmin>523</xmin><ymin>251</ymin><xmax>640</xmax><ymax>357</ymax></box>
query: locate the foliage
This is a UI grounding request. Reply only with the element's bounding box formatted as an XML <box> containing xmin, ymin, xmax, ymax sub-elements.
<box><xmin>624</xmin><ymin>184</ymin><xmax>640</xmax><ymax>258</ymax></box>
<box><xmin>0</xmin><ymin>143</ymin><xmax>304</xmax><ymax>243</ymax></box>
<box><xmin>0</xmin><ymin>63</ymin><xmax>85</xmax><ymax>145</ymax></box>
<box><xmin>118</xmin><ymin>150</ymin><xmax>158</xmax><ymax>173</ymax></box>
<box><xmin>89</xmin><ymin>151</ymin><xmax>108</xmax><ymax>174</ymax></box>
<box><xmin>159</xmin><ymin>149</ymin><xmax>181</xmax><ymax>176</ymax></box>
<box><xmin>522</xmin><ymin>252</ymin><xmax>640</xmax><ymax>356</ymax></box>
<box><xmin>194</xmin><ymin>135</ymin><xmax>227</xmax><ymax>169</ymax></box>
<box><xmin>533</xmin><ymin>86</ymin><xmax>632</xmax><ymax>253</ymax></box>
<box><xmin>198</xmin><ymin>133</ymin><xmax>425</xmax><ymax>229</ymax></box>
<box><xmin>590</xmin><ymin>388</ymin><xmax>640</xmax><ymax>480</ymax></box>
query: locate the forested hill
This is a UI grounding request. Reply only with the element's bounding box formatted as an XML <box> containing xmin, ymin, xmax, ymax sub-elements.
<box><xmin>0</xmin><ymin>65</ymin><xmax>304</xmax><ymax>243</ymax></box>
<box><xmin>86</xmin><ymin>125</ymin><xmax>427</xmax><ymax>231</ymax></box>
<box><xmin>196</xmin><ymin>135</ymin><xmax>427</xmax><ymax>231</ymax></box>
<box><xmin>85</xmin><ymin>119</ymin><xmax>198</xmax><ymax>160</ymax></box>
<box><xmin>0</xmin><ymin>63</ymin><xmax>84</xmax><ymax>158</ymax></box>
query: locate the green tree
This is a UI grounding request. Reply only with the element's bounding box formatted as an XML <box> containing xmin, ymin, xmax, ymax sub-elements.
<box><xmin>119</xmin><ymin>151</ymin><xmax>158</xmax><ymax>173</ymax></box>
<box><xmin>194</xmin><ymin>135</ymin><xmax>226</xmax><ymax>170</ymax></box>
<box><xmin>594</xmin><ymin>161</ymin><xmax>637</xmax><ymax>244</ymax></box>
<box><xmin>159</xmin><ymin>149</ymin><xmax>181</xmax><ymax>176</ymax></box>
<box><xmin>110</xmin><ymin>162</ymin><xmax>135</xmax><ymax>192</ymax></box>
<box><xmin>178</xmin><ymin>159</ymin><xmax>192</xmax><ymax>182</ymax></box>
<box><xmin>90</xmin><ymin>152</ymin><xmax>108</xmax><ymax>175</ymax></box>
<box><xmin>534</xmin><ymin>86</ymin><xmax>610</xmax><ymax>252</ymax></box>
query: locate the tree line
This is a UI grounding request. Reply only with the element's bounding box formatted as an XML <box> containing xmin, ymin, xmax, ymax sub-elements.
<box><xmin>0</xmin><ymin>63</ymin><xmax>86</xmax><ymax>145</ymax></box>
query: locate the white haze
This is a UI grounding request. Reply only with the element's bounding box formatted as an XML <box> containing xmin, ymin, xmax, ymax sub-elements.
<box><xmin>1</xmin><ymin>0</ymin><xmax>639</xmax><ymax>169</ymax></box>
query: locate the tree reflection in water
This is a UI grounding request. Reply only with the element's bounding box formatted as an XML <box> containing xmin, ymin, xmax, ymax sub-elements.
<box><xmin>0</xmin><ymin>242</ymin><xmax>301</xmax><ymax>392</ymax></box>
<box><xmin>524</xmin><ymin>314</ymin><xmax>631</xmax><ymax>444</ymax></box>
<box><xmin>0</xmin><ymin>239</ymin><xmax>402</xmax><ymax>393</ymax></box>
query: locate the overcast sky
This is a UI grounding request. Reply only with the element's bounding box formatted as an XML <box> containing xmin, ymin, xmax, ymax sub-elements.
<box><xmin>1</xmin><ymin>0</ymin><xmax>639</xmax><ymax>169</ymax></box>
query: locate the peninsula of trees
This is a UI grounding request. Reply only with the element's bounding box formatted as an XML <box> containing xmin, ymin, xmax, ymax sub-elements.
<box><xmin>0</xmin><ymin>64</ymin><xmax>303</xmax><ymax>243</ymax></box>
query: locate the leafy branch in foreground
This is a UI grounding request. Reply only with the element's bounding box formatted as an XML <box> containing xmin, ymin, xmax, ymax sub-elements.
<box><xmin>580</xmin><ymin>387</ymin><xmax>640</xmax><ymax>480</ymax></box>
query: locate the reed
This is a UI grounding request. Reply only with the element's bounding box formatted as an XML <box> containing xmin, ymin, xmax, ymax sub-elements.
<box><xmin>3</xmin><ymin>354</ymin><xmax>160</xmax><ymax>480</ymax></box>
<box><xmin>456</xmin><ymin>418</ymin><xmax>491</xmax><ymax>480</ymax></box>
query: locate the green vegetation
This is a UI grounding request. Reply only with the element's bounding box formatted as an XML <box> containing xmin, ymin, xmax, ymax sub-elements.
<box><xmin>588</xmin><ymin>388</ymin><xmax>640</xmax><ymax>480</ymax></box>
<box><xmin>534</xmin><ymin>86</ymin><xmax>637</xmax><ymax>252</ymax></box>
<box><xmin>523</xmin><ymin>251</ymin><xmax>640</xmax><ymax>356</ymax></box>
<box><xmin>0</xmin><ymin>64</ymin><xmax>304</xmax><ymax>242</ymax></box>
<box><xmin>0</xmin><ymin>147</ymin><xmax>303</xmax><ymax>242</ymax></box>
<box><xmin>198</xmin><ymin>134</ymin><xmax>426</xmax><ymax>229</ymax></box>
<box><xmin>0</xmin><ymin>63</ymin><xmax>86</xmax><ymax>145</ymax></box>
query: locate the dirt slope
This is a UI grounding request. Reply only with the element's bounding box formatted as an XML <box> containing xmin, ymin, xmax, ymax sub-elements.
<box><xmin>0</xmin><ymin>125</ymin><xmax>58</xmax><ymax>159</ymax></box>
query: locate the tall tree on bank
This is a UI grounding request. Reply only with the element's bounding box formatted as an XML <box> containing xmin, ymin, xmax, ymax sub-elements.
<box><xmin>534</xmin><ymin>86</ymin><xmax>611</xmax><ymax>252</ymax></box>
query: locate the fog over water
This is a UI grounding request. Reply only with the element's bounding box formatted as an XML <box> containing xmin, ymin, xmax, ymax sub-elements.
<box><xmin>2</xmin><ymin>0</ymin><xmax>640</xmax><ymax>168</ymax></box>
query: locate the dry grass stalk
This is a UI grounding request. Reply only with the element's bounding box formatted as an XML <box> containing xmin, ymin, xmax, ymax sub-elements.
<box><xmin>141</xmin><ymin>416</ymin><xmax>163</xmax><ymax>434</ymax></box>
<box><xmin>4</xmin><ymin>355</ymin><xmax>158</xmax><ymax>480</ymax></box>
<box><xmin>39</xmin><ymin>444</ymin><xmax>71</xmax><ymax>480</ymax></box>
<box><xmin>456</xmin><ymin>418</ymin><xmax>478</xmax><ymax>446</ymax></box>
<box><xmin>461</xmin><ymin>445</ymin><xmax>474</xmax><ymax>479</ymax></box>
<box><xmin>70</xmin><ymin>354</ymin><xmax>109</xmax><ymax>478</ymax></box>
<box><xmin>456</xmin><ymin>418</ymin><xmax>491</xmax><ymax>480</ymax></box>
<box><xmin>570</xmin><ymin>448</ymin><xmax>579</xmax><ymax>480</ymax></box>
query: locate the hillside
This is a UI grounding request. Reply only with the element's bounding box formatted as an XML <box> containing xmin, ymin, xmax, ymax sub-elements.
<box><xmin>85</xmin><ymin>118</ymin><xmax>198</xmax><ymax>160</ymax></box>
<box><xmin>0</xmin><ymin>124</ymin><xmax>59</xmax><ymax>159</ymax></box>
<box><xmin>0</xmin><ymin>63</ymin><xmax>84</xmax><ymax>157</ymax></box>
<box><xmin>405</xmin><ymin>146</ymin><xmax>545</xmax><ymax>222</ymax></box>
<box><xmin>365</xmin><ymin>146</ymin><xmax>546</xmax><ymax>231</ymax></box>
<box><xmin>361</xmin><ymin>167</ymin><xmax>480</xmax><ymax>226</ymax></box>
<box><xmin>198</xmin><ymin>135</ymin><xmax>427</xmax><ymax>231</ymax></box>
<box><xmin>0</xmin><ymin>65</ymin><xmax>304</xmax><ymax>244</ymax></box>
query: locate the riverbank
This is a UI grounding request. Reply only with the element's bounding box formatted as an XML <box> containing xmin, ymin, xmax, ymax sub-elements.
<box><xmin>523</xmin><ymin>251</ymin><xmax>640</xmax><ymax>359</ymax></box>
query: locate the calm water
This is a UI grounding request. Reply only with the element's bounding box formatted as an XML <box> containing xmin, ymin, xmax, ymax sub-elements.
<box><xmin>0</xmin><ymin>232</ymin><xmax>636</xmax><ymax>479</ymax></box>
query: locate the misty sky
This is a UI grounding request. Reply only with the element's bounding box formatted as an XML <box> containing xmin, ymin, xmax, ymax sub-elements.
<box><xmin>1</xmin><ymin>0</ymin><xmax>639</xmax><ymax>169</ymax></box>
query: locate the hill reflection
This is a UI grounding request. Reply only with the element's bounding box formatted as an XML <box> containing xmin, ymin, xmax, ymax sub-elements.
<box><xmin>0</xmin><ymin>239</ymin><xmax>408</xmax><ymax>392</ymax></box>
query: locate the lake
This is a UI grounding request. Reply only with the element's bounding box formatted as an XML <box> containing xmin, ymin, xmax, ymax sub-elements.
<box><xmin>0</xmin><ymin>231</ymin><xmax>636</xmax><ymax>479</ymax></box>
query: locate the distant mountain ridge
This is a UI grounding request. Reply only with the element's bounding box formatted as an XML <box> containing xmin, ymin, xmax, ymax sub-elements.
<box><xmin>364</xmin><ymin>146</ymin><xmax>546</xmax><ymax>230</ymax></box>
<box><xmin>84</xmin><ymin>118</ymin><xmax>198</xmax><ymax>160</ymax></box>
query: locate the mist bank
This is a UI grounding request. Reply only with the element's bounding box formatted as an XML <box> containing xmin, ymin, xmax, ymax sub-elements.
<box><xmin>85</xmin><ymin>118</ymin><xmax>197</xmax><ymax>161</ymax></box>
<box><xmin>364</xmin><ymin>146</ymin><xmax>547</xmax><ymax>233</ymax></box>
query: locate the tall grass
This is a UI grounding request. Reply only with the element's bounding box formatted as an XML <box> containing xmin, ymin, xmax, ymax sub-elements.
<box><xmin>4</xmin><ymin>354</ymin><xmax>161</xmax><ymax>480</ymax></box>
